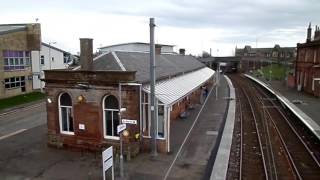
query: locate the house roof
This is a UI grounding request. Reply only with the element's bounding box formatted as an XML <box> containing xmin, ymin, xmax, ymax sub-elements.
<box><xmin>98</xmin><ymin>42</ymin><xmax>175</xmax><ymax>49</ymax></box>
<box><xmin>0</xmin><ymin>24</ymin><xmax>27</xmax><ymax>35</ymax></box>
<box><xmin>92</xmin><ymin>51</ymin><xmax>205</xmax><ymax>83</ymax></box>
<box><xmin>42</xmin><ymin>42</ymin><xmax>70</xmax><ymax>54</ymax></box>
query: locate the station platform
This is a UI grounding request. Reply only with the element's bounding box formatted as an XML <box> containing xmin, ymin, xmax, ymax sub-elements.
<box><xmin>210</xmin><ymin>75</ymin><xmax>236</xmax><ymax>180</ymax></box>
<box><xmin>119</xmin><ymin>75</ymin><xmax>231</xmax><ymax>179</ymax></box>
<box><xmin>245</xmin><ymin>74</ymin><xmax>320</xmax><ymax>140</ymax></box>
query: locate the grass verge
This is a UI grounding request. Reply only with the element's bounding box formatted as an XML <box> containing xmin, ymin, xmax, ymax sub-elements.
<box><xmin>0</xmin><ymin>92</ymin><xmax>45</xmax><ymax>110</ymax></box>
<box><xmin>258</xmin><ymin>64</ymin><xmax>288</xmax><ymax>80</ymax></box>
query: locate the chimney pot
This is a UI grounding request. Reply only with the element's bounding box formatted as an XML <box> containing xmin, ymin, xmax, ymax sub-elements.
<box><xmin>80</xmin><ymin>38</ymin><xmax>93</xmax><ymax>70</ymax></box>
<box><xmin>155</xmin><ymin>44</ymin><xmax>161</xmax><ymax>55</ymax></box>
<box><xmin>179</xmin><ymin>48</ymin><xmax>186</xmax><ymax>55</ymax></box>
<box><xmin>307</xmin><ymin>23</ymin><xmax>312</xmax><ymax>42</ymax></box>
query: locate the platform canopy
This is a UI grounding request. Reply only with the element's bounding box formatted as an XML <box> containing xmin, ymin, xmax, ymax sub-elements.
<box><xmin>143</xmin><ymin>67</ymin><xmax>215</xmax><ymax>106</ymax></box>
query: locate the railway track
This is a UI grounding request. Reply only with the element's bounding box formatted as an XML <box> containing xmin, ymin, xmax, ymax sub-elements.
<box><xmin>227</xmin><ymin>74</ymin><xmax>320</xmax><ymax>180</ymax></box>
<box><xmin>231</xmin><ymin>75</ymin><xmax>268</xmax><ymax>179</ymax></box>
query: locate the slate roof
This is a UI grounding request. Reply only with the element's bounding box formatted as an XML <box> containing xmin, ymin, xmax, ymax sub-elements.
<box><xmin>92</xmin><ymin>51</ymin><xmax>205</xmax><ymax>83</ymax></box>
<box><xmin>0</xmin><ymin>24</ymin><xmax>27</xmax><ymax>35</ymax></box>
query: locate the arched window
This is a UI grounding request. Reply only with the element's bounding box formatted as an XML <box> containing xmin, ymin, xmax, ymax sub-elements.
<box><xmin>59</xmin><ymin>93</ymin><xmax>74</xmax><ymax>135</ymax></box>
<box><xmin>103</xmin><ymin>95</ymin><xmax>119</xmax><ymax>139</ymax></box>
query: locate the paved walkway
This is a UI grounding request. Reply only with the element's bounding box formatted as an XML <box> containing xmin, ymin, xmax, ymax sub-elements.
<box><xmin>263</xmin><ymin>80</ymin><xmax>320</xmax><ymax>126</ymax></box>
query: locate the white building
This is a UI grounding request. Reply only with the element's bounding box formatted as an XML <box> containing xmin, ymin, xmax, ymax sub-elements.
<box><xmin>98</xmin><ymin>42</ymin><xmax>175</xmax><ymax>54</ymax></box>
<box><xmin>31</xmin><ymin>42</ymin><xmax>71</xmax><ymax>89</ymax></box>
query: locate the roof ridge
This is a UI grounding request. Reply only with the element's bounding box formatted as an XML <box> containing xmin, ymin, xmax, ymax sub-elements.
<box><xmin>112</xmin><ymin>52</ymin><xmax>126</xmax><ymax>71</ymax></box>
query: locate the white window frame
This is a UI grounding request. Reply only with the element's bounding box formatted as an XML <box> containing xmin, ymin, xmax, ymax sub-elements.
<box><xmin>102</xmin><ymin>95</ymin><xmax>120</xmax><ymax>140</ymax></box>
<box><xmin>157</xmin><ymin>102</ymin><xmax>166</xmax><ymax>140</ymax></box>
<box><xmin>142</xmin><ymin>92</ymin><xmax>151</xmax><ymax>137</ymax></box>
<box><xmin>58</xmin><ymin>93</ymin><xmax>75</xmax><ymax>135</ymax></box>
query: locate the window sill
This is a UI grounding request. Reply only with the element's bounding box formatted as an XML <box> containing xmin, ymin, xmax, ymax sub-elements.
<box><xmin>142</xmin><ymin>135</ymin><xmax>166</xmax><ymax>140</ymax></box>
<box><xmin>4</xmin><ymin>69</ymin><xmax>27</xmax><ymax>72</ymax></box>
<box><xmin>60</xmin><ymin>131</ymin><xmax>75</xmax><ymax>135</ymax></box>
<box><xmin>104</xmin><ymin>136</ymin><xmax>120</xmax><ymax>140</ymax></box>
<box><xmin>5</xmin><ymin>86</ymin><xmax>25</xmax><ymax>90</ymax></box>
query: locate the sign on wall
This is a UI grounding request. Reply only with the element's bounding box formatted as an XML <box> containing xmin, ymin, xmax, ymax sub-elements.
<box><xmin>117</xmin><ymin>124</ymin><xmax>126</xmax><ymax>134</ymax></box>
<box><xmin>122</xmin><ymin>119</ymin><xmax>137</xmax><ymax>125</ymax></box>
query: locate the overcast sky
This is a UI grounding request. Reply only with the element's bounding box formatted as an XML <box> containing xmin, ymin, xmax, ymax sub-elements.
<box><xmin>2</xmin><ymin>0</ymin><xmax>320</xmax><ymax>56</ymax></box>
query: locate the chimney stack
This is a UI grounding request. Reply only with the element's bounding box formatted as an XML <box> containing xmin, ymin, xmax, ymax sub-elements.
<box><xmin>307</xmin><ymin>22</ymin><xmax>312</xmax><ymax>42</ymax></box>
<box><xmin>179</xmin><ymin>48</ymin><xmax>186</xmax><ymax>55</ymax></box>
<box><xmin>80</xmin><ymin>38</ymin><xmax>93</xmax><ymax>70</ymax></box>
<box><xmin>315</xmin><ymin>25</ymin><xmax>320</xmax><ymax>41</ymax></box>
<box><xmin>155</xmin><ymin>44</ymin><xmax>162</xmax><ymax>55</ymax></box>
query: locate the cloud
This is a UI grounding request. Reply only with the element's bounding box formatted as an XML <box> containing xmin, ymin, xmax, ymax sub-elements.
<box><xmin>1</xmin><ymin>0</ymin><xmax>319</xmax><ymax>56</ymax></box>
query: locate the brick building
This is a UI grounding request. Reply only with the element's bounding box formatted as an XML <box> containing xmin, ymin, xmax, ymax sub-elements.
<box><xmin>295</xmin><ymin>23</ymin><xmax>320</xmax><ymax>97</ymax></box>
<box><xmin>0</xmin><ymin>23</ymin><xmax>41</xmax><ymax>99</ymax></box>
<box><xmin>44</xmin><ymin>39</ymin><xmax>215</xmax><ymax>154</ymax></box>
<box><xmin>235</xmin><ymin>44</ymin><xmax>296</xmax><ymax>71</ymax></box>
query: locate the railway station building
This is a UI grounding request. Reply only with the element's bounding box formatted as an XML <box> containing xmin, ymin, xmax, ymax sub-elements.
<box><xmin>44</xmin><ymin>39</ymin><xmax>215</xmax><ymax>155</ymax></box>
<box><xmin>295</xmin><ymin>23</ymin><xmax>320</xmax><ymax>97</ymax></box>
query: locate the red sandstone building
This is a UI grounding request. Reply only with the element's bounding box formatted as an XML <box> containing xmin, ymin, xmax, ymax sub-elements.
<box><xmin>44</xmin><ymin>39</ymin><xmax>215</xmax><ymax>154</ymax></box>
<box><xmin>295</xmin><ymin>23</ymin><xmax>320</xmax><ymax>97</ymax></box>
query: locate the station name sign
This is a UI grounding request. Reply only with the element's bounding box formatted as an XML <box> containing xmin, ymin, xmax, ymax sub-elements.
<box><xmin>121</xmin><ymin>119</ymin><xmax>137</xmax><ymax>125</ymax></box>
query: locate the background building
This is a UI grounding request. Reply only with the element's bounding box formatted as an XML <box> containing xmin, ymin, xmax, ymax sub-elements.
<box><xmin>31</xmin><ymin>42</ymin><xmax>71</xmax><ymax>90</ymax></box>
<box><xmin>295</xmin><ymin>23</ymin><xmax>320</xmax><ymax>96</ymax></box>
<box><xmin>236</xmin><ymin>44</ymin><xmax>296</xmax><ymax>71</ymax></box>
<box><xmin>98</xmin><ymin>42</ymin><xmax>175</xmax><ymax>54</ymax></box>
<box><xmin>0</xmin><ymin>23</ymin><xmax>41</xmax><ymax>99</ymax></box>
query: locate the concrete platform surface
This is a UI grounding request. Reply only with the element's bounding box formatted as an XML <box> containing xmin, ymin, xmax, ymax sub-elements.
<box><xmin>210</xmin><ymin>75</ymin><xmax>236</xmax><ymax>180</ymax></box>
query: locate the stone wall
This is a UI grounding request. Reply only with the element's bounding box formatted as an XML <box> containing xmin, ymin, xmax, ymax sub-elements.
<box><xmin>46</xmin><ymin>84</ymin><xmax>141</xmax><ymax>154</ymax></box>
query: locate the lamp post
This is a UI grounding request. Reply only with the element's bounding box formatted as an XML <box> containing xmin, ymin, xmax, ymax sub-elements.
<box><xmin>48</xmin><ymin>41</ymin><xmax>56</xmax><ymax>70</ymax></box>
<box><xmin>149</xmin><ymin>18</ymin><xmax>158</xmax><ymax>157</ymax></box>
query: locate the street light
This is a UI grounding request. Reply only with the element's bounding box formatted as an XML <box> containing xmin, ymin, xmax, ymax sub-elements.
<box><xmin>48</xmin><ymin>41</ymin><xmax>56</xmax><ymax>70</ymax></box>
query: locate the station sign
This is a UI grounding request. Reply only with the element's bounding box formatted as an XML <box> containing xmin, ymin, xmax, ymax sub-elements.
<box><xmin>117</xmin><ymin>124</ymin><xmax>126</xmax><ymax>134</ymax></box>
<box><xmin>122</xmin><ymin>119</ymin><xmax>137</xmax><ymax>125</ymax></box>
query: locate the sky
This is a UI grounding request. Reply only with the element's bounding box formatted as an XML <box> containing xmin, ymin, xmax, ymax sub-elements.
<box><xmin>1</xmin><ymin>0</ymin><xmax>320</xmax><ymax>56</ymax></box>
